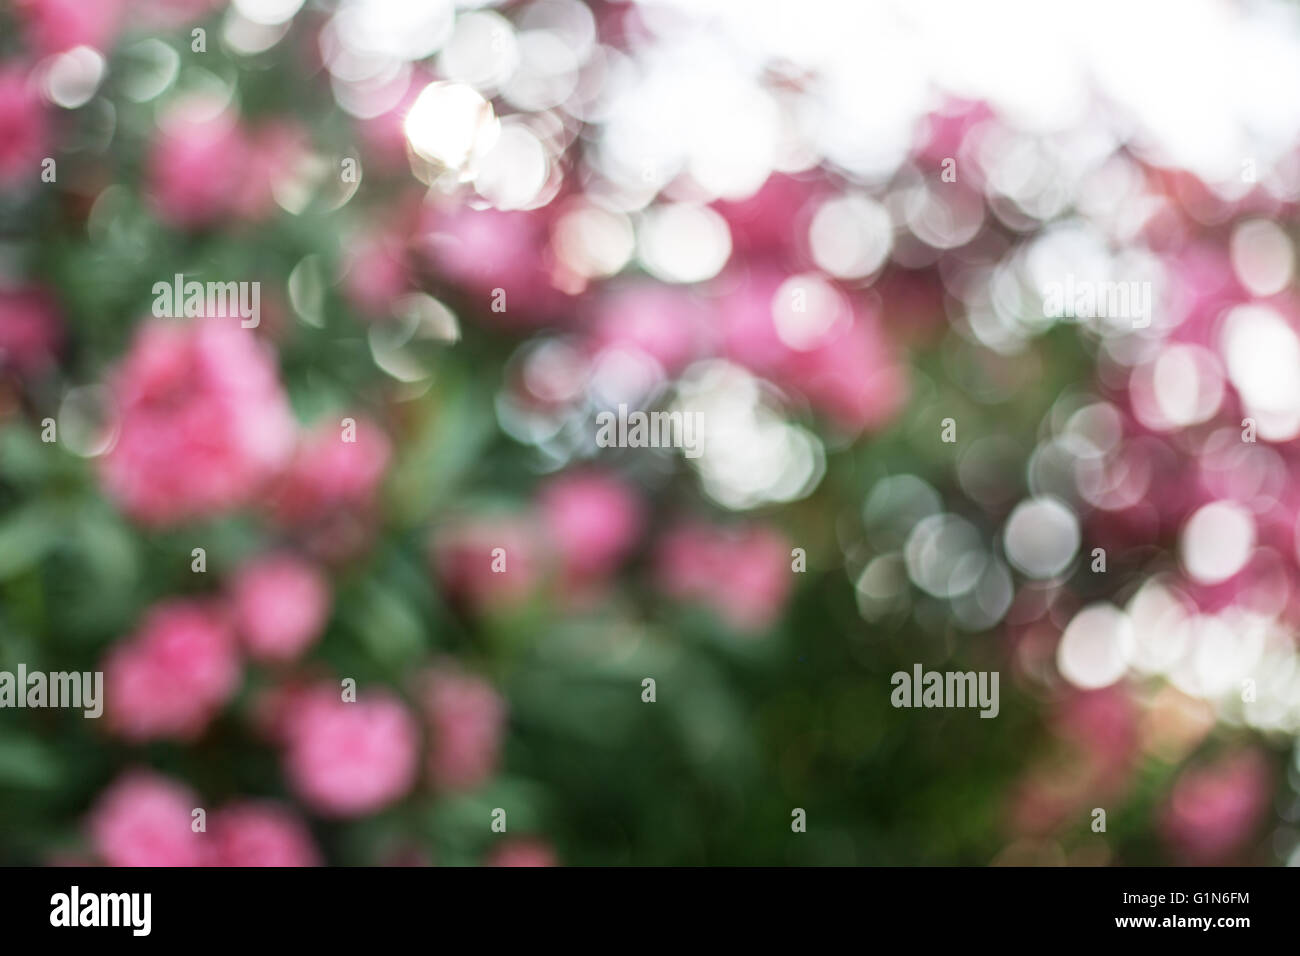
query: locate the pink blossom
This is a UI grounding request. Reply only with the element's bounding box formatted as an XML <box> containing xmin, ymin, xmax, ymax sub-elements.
<box><xmin>539</xmin><ymin>470</ymin><xmax>644</xmax><ymax>587</ymax></box>
<box><xmin>270</xmin><ymin>416</ymin><xmax>391</xmax><ymax>524</ymax></box>
<box><xmin>714</xmin><ymin>173</ymin><xmax>823</xmax><ymax>260</ymax></box>
<box><xmin>431</xmin><ymin>515</ymin><xmax>541</xmax><ymax>612</ymax></box>
<box><xmin>421</xmin><ymin>202</ymin><xmax>568</xmax><ymax>326</ymax></box>
<box><xmin>88</xmin><ymin>771</ymin><xmax>205</xmax><ymax>867</ymax></box>
<box><xmin>487</xmin><ymin>839</ymin><xmax>557</xmax><ymax>867</ymax></box>
<box><xmin>230</xmin><ymin>122</ymin><xmax>309</xmax><ymax>222</ymax></box>
<box><xmin>100</xmin><ymin>320</ymin><xmax>296</xmax><ymax>525</ymax></box>
<box><xmin>102</xmin><ymin>600</ymin><xmax>242</xmax><ymax>741</ymax></box>
<box><xmin>654</xmin><ymin>523</ymin><xmax>792</xmax><ymax>632</ymax></box>
<box><xmin>207</xmin><ymin>802</ymin><xmax>321</xmax><ymax>867</ymax></box>
<box><xmin>283</xmin><ymin>685</ymin><xmax>419</xmax><ymax>817</ymax></box>
<box><xmin>588</xmin><ymin>282</ymin><xmax>708</xmax><ymax>375</ymax></box>
<box><xmin>230</xmin><ymin>553</ymin><xmax>331</xmax><ymax>663</ymax></box>
<box><xmin>0</xmin><ymin>285</ymin><xmax>61</xmax><ymax>374</ymax></box>
<box><xmin>0</xmin><ymin>66</ymin><xmax>47</xmax><ymax>186</ymax></box>
<box><xmin>15</xmin><ymin>0</ymin><xmax>124</xmax><ymax>55</ymax></box>
<box><xmin>146</xmin><ymin>102</ymin><xmax>250</xmax><ymax>228</ymax></box>
<box><xmin>718</xmin><ymin>270</ymin><xmax>907</xmax><ymax>431</ymax></box>
<box><xmin>420</xmin><ymin>663</ymin><xmax>507</xmax><ymax>792</ymax></box>
<box><xmin>1160</xmin><ymin>750</ymin><xmax>1272</xmax><ymax>864</ymax></box>
<box><xmin>1050</xmin><ymin>687</ymin><xmax>1139</xmax><ymax>785</ymax></box>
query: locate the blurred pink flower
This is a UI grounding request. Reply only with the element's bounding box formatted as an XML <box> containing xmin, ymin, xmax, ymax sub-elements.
<box><xmin>718</xmin><ymin>270</ymin><xmax>907</xmax><ymax>431</ymax></box>
<box><xmin>487</xmin><ymin>839</ymin><xmax>557</xmax><ymax>867</ymax></box>
<box><xmin>1051</xmin><ymin>687</ymin><xmax>1139</xmax><ymax>785</ymax></box>
<box><xmin>15</xmin><ymin>0</ymin><xmax>124</xmax><ymax>55</ymax></box>
<box><xmin>207</xmin><ymin>802</ymin><xmax>320</xmax><ymax>867</ymax></box>
<box><xmin>587</xmin><ymin>282</ymin><xmax>708</xmax><ymax>375</ymax></box>
<box><xmin>102</xmin><ymin>599</ymin><xmax>242</xmax><ymax>741</ymax></box>
<box><xmin>1160</xmin><ymin>750</ymin><xmax>1272</xmax><ymax>864</ymax></box>
<box><xmin>421</xmin><ymin>202</ymin><xmax>568</xmax><ymax>326</ymax></box>
<box><xmin>0</xmin><ymin>66</ymin><xmax>47</xmax><ymax>186</ymax></box>
<box><xmin>269</xmin><ymin>416</ymin><xmax>391</xmax><ymax>525</ymax></box>
<box><xmin>146</xmin><ymin>103</ymin><xmax>250</xmax><ymax>228</ymax></box>
<box><xmin>0</xmin><ymin>285</ymin><xmax>62</xmax><ymax>374</ymax></box>
<box><xmin>714</xmin><ymin>173</ymin><xmax>822</xmax><ymax>259</ymax></box>
<box><xmin>231</xmin><ymin>122</ymin><xmax>309</xmax><ymax>222</ymax></box>
<box><xmin>88</xmin><ymin>771</ymin><xmax>204</xmax><ymax>867</ymax></box>
<box><xmin>100</xmin><ymin>320</ymin><xmax>296</xmax><ymax>525</ymax></box>
<box><xmin>431</xmin><ymin>515</ymin><xmax>541</xmax><ymax>612</ymax></box>
<box><xmin>539</xmin><ymin>470</ymin><xmax>644</xmax><ymax>588</ymax></box>
<box><xmin>283</xmin><ymin>684</ymin><xmax>419</xmax><ymax>817</ymax></box>
<box><xmin>230</xmin><ymin>553</ymin><xmax>331</xmax><ymax>664</ymax></box>
<box><xmin>420</xmin><ymin>663</ymin><xmax>507</xmax><ymax>792</ymax></box>
<box><xmin>654</xmin><ymin>522</ymin><xmax>792</xmax><ymax>632</ymax></box>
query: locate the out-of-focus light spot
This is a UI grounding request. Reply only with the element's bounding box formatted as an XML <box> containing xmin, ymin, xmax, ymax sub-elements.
<box><xmin>1058</xmin><ymin>603</ymin><xmax>1134</xmax><ymax>689</ymax></box>
<box><xmin>902</xmin><ymin>181</ymin><xmax>984</xmax><ymax>250</ymax></box>
<box><xmin>438</xmin><ymin>11</ymin><xmax>519</xmax><ymax>94</ymax></box>
<box><xmin>637</xmin><ymin>203</ymin><xmax>731</xmax><ymax>284</ymax></box>
<box><xmin>119</xmin><ymin>40</ymin><xmax>179</xmax><ymax>103</ymax></box>
<box><xmin>164</xmin><ymin>73</ymin><xmax>236</xmax><ymax>123</ymax></box>
<box><xmin>403</xmin><ymin>81</ymin><xmax>499</xmax><ymax>174</ymax></box>
<box><xmin>222</xmin><ymin>10</ymin><xmax>291</xmax><ymax>56</ymax></box>
<box><xmin>474</xmin><ymin>122</ymin><xmax>550</xmax><ymax>210</ymax></box>
<box><xmin>523</xmin><ymin>338</ymin><xmax>587</xmax><ymax>406</ymax></box>
<box><xmin>1231</xmin><ymin>219</ymin><xmax>1294</xmax><ymax>297</ymax></box>
<box><xmin>1130</xmin><ymin>343</ymin><xmax>1224</xmax><ymax>431</ymax></box>
<box><xmin>368</xmin><ymin>293</ymin><xmax>459</xmax><ymax>382</ymax></box>
<box><xmin>951</xmin><ymin>556</ymin><xmax>1014</xmax><ymax>631</ymax></box>
<box><xmin>905</xmin><ymin>513</ymin><xmax>984</xmax><ymax>599</ymax></box>
<box><xmin>1181</xmin><ymin>500</ymin><xmax>1254</xmax><ymax>584</ymax></box>
<box><xmin>41</xmin><ymin>47</ymin><xmax>105</xmax><ymax>109</ymax></box>
<box><xmin>855</xmin><ymin>553</ymin><xmax>909</xmax><ymax>621</ymax></box>
<box><xmin>1222</xmin><ymin>304</ymin><xmax>1300</xmax><ymax>440</ymax></box>
<box><xmin>552</xmin><ymin>203</ymin><xmax>634</xmax><ymax>279</ymax></box>
<box><xmin>330</xmin><ymin>62</ymin><xmax>411</xmax><ymax>119</ymax></box>
<box><xmin>1060</xmin><ymin>401</ymin><xmax>1123</xmax><ymax>458</ymax></box>
<box><xmin>675</xmin><ymin>360</ymin><xmax>824</xmax><ymax>510</ymax></box>
<box><xmin>685</xmin><ymin>88</ymin><xmax>780</xmax><ymax>201</ymax></box>
<box><xmin>808</xmin><ymin>195</ymin><xmax>892</xmax><ymax>280</ymax></box>
<box><xmin>231</xmin><ymin>0</ymin><xmax>304</xmax><ymax>27</ymax></box>
<box><xmin>503</xmin><ymin>29</ymin><xmax>579</xmax><ymax>112</ymax></box>
<box><xmin>333</xmin><ymin>0</ymin><xmax>454</xmax><ymax>61</ymax></box>
<box><xmin>863</xmin><ymin>474</ymin><xmax>942</xmax><ymax>550</ymax></box>
<box><xmin>1126</xmin><ymin>579</ymin><xmax>1193</xmax><ymax>675</ymax></box>
<box><xmin>288</xmin><ymin>255</ymin><xmax>326</xmax><ymax>327</ymax></box>
<box><xmin>1187</xmin><ymin>611</ymin><xmax>1265</xmax><ymax>698</ymax></box>
<box><xmin>588</xmin><ymin>346</ymin><xmax>664</xmax><ymax>409</ymax></box>
<box><xmin>1003</xmin><ymin>496</ymin><xmax>1080</xmax><ymax>579</ymax></box>
<box><xmin>58</xmin><ymin>385</ymin><xmax>118</xmax><ymax>458</ymax></box>
<box><xmin>771</xmin><ymin>274</ymin><xmax>850</xmax><ymax>351</ymax></box>
<box><xmin>957</xmin><ymin>435</ymin><xmax>1023</xmax><ymax>511</ymax></box>
<box><xmin>517</xmin><ymin>0</ymin><xmax>597</xmax><ymax>63</ymax></box>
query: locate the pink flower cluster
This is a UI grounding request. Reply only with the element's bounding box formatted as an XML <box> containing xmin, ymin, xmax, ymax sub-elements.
<box><xmin>0</xmin><ymin>66</ymin><xmax>47</xmax><ymax>186</ymax></box>
<box><xmin>100</xmin><ymin>321</ymin><xmax>297</xmax><ymax>526</ymax></box>
<box><xmin>88</xmin><ymin>771</ymin><xmax>319</xmax><ymax>867</ymax></box>
<box><xmin>102</xmin><ymin>548</ymin><xmax>333</xmax><ymax>741</ymax></box>
<box><xmin>654</xmin><ymin>522</ymin><xmax>793</xmax><ymax>632</ymax></box>
<box><xmin>430</xmin><ymin>469</ymin><xmax>794</xmax><ymax>632</ymax></box>
<box><xmin>146</xmin><ymin>100</ymin><xmax>308</xmax><ymax>229</ymax></box>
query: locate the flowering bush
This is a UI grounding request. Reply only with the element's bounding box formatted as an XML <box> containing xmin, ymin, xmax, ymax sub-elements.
<box><xmin>1</xmin><ymin>0</ymin><xmax>1299</xmax><ymax>868</ymax></box>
